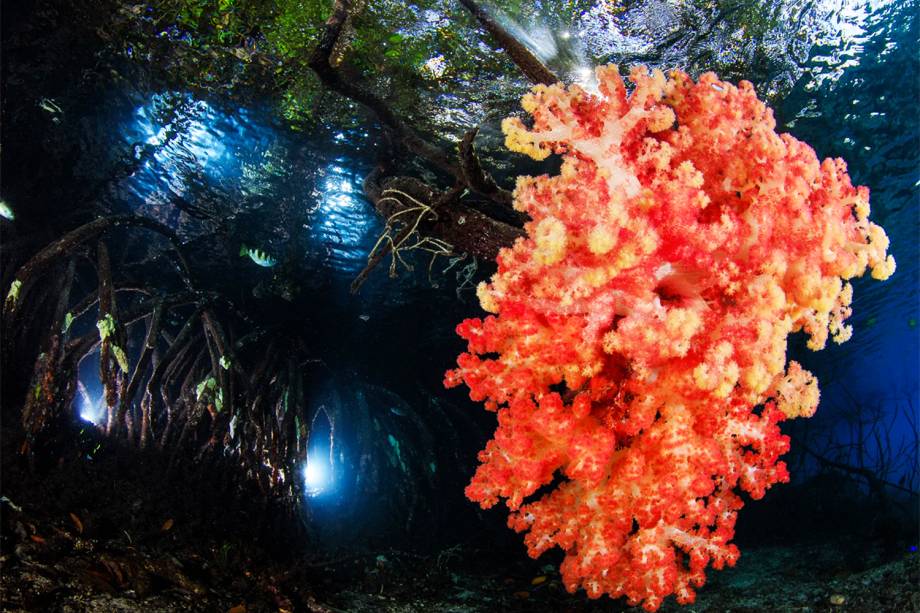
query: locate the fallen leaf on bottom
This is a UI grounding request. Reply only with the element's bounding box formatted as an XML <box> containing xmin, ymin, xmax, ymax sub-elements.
<box><xmin>69</xmin><ymin>512</ymin><xmax>84</xmax><ymax>534</ymax></box>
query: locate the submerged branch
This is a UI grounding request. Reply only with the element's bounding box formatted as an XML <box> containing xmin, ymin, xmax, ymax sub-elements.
<box><xmin>457</xmin><ymin>0</ymin><xmax>560</xmax><ymax>86</ymax></box>
<box><xmin>97</xmin><ymin>242</ymin><xmax>121</xmax><ymax>428</ymax></box>
<box><xmin>4</xmin><ymin>215</ymin><xmax>194</xmax><ymax>319</ymax></box>
<box><xmin>124</xmin><ymin>300</ymin><xmax>163</xmax><ymax>446</ymax></box>
<box><xmin>459</xmin><ymin>129</ymin><xmax>514</xmax><ymax>207</ymax></box>
<box><xmin>351</xmin><ymin>182</ymin><xmax>464</xmax><ymax>294</ymax></box>
<box><xmin>352</xmin><ymin>174</ymin><xmax>524</xmax><ymax>293</ymax></box>
<box><xmin>309</xmin><ymin>0</ymin><xmax>538</xmax><ymax>283</ymax></box>
<box><xmin>309</xmin><ymin>0</ymin><xmax>460</xmax><ymax>179</ymax></box>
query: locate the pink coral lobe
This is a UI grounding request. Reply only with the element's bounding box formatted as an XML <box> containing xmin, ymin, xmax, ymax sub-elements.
<box><xmin>445</xmin><ymin>65</ymin><xmax>894</xmax><ymax>610</ymax></box>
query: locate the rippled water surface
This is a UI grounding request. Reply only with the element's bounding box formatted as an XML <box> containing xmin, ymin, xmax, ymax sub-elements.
<box><xmin>117</xmin><ymin>92</ymin><xmax>379</xmax><ymax>275</ymax></box>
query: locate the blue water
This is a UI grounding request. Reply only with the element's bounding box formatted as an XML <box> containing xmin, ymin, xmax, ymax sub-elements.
<box><xmin>775</xmin><ymin>0</ymin><xmax>918</xmax><ymax>485</ymax></box>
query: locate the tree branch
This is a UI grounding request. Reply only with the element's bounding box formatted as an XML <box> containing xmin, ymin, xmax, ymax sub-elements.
<box><xmin>351</xmin><ymin>175</ymin><xmax>524</xmax><ymax>293</ymax></box>
<box><xmin>459</xmin><ymin>128</ymin><xmax>513</xmax><ymax>207</ymax></box>
<box><xmin>309</xmin><ymin>0</ymin><xmax>460</xmax><ymax>179</ymax></box>
<box><xmin>4</xmin><ymin>215</ymin><xmax>194</xmax><ymax>319</ymax></box>
<box><xmin>457</xmin><ymin>0</ymin><xmax>560</xmax><ymax>86</ymax></box>
<box><xmin>350</xmin><ymin>182</ymin><xmax>464</xmax><ymax>294</ymax></box>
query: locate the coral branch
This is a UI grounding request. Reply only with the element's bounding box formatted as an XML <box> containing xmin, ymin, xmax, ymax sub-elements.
<box><xmin>446</xmin><ymin>65</ymin><xmax>894</xmax><ymax>611</ymax></box>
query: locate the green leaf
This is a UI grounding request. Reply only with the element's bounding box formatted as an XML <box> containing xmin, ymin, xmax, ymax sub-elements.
<box><xmin>63</xmin><ymin>312</ymin><xmax>74</xmax><ymax>333</ymax></box>
<box><xmin>96</xmin><ymin>313</ymin><xmax>116</xmax><ymax>341</ymax></box>
<box><xmin>5</xmin><ymin>279</ymin><xmax>21</xmax><ymax>306</ymax></box>
<box><xmin>219</xmin><ymin>355</ymin><xmax>231</xmax><ymax>370</ymax></box>
<box><xmin>196</xmin><ymin>376</ymin><xmax>217</xmax><ymax>400</ymax></box>
<box><xmin>111</xmin><ymin>345</ymin><xmax>129</xmax><ymax>373</ymax></box>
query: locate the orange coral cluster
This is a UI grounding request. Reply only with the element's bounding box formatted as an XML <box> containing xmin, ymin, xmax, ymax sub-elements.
<box><xmin>445</xmin><ymin>65</ymin><xmax>894</xmax><ymax>611</ymax></box>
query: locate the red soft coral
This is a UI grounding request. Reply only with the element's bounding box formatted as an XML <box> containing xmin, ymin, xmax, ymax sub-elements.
<box><xmin>445</xmin><ymin>65</ymin><xmax>894</xmax><ymax>611</ymax></box>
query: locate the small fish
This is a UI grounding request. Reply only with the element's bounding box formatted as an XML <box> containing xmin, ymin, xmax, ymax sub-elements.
<box><xmin>359</xmin><ymin>314</ymin><xmax>370</xmax><ymax>322</ymax></box>
<box><xmin>0</xmin><ymin>200</ymin><xmax>14</xmax><ymax>221</ymax></box>
<box><xmin>239</xmin><ymin>244</ymin><xmax>277</xmax><ymax>267</ymax></box>
<box><xmin>0</xmin><ymin>496</ymin><xmax>22</xmax><ymax>512</ymax></box>
<box><xmin>38</xmin><ymin>97</ymin><xmax>63</xmax><ymax>114</ymax></box>
<box><xmin>389</xmin><ymin>406</ymin><xmax>407</xmax><ymax>417</ymax></box>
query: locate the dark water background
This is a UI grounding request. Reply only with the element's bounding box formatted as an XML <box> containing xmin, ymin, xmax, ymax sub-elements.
<box><xmin>1</xmin><ymin>0</ymin><xmax>917</xmax><ymax>554</ymax></box>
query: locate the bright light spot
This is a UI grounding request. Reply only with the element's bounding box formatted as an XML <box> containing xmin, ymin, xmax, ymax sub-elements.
<box><xmin>304</xmin><ymin>461</ymin><xmax>322</xmax><ymax>486</ymax></box>
<box><xmin>491</xmin><ymin>9</ymin><xmax>558</xmax><ymax>61</ymax></box>
<box><xmin>78</xmin><ymin>395</ymin><xmax>104</xmax><ymax>425</ymax></box>
<box><xmin>302</xmin><ymin>456</ymin><xmax>329</xmax><ymax>496</ymax></box>
<box><xmin>132</xmin><ymin>95</ymin><xmax>227</xmax><ymax>176</ymax></box>
<box><xmin>312</xmin><ymin>162</ymin><xmax>374</xmax><ymax>268</ymax></box>
<box><xmin>73</xmin><ymin>380</ymin><xmax>106</xmax><ymax>425</ymax></box>
<box><xmin>421</xmin><ymin>55</ymin><xmax>447</xmax><ymax>79</ymax></box>
<box><xmin>145</xmin><ymin>127</ymin><xmax>167</xmax><ymax>146</ymax></box>
<box><xmin>574</xmin><ymin>66</ymin><xmax>599</xmax><ymax>94</ymax></box>
<box><xmin>79</xmin><ymin>408</ymin><xmax>99</xmax><ymax>423</ymax></box>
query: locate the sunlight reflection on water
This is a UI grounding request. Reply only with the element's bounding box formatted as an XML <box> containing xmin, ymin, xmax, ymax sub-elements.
<box><xmin>120</xmin><ymin>92</ymin><xmax>378</xmax><ymax>275</ymax></box>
